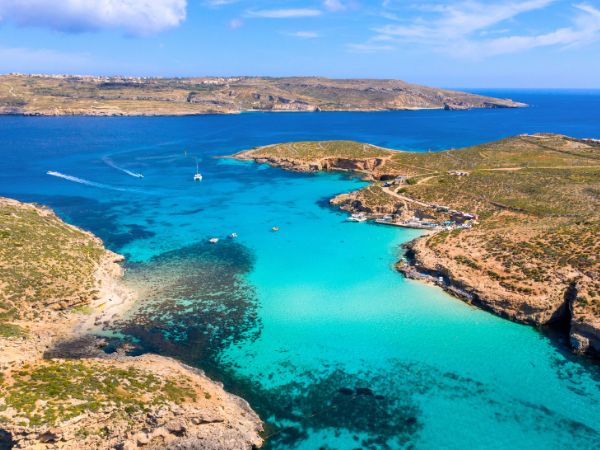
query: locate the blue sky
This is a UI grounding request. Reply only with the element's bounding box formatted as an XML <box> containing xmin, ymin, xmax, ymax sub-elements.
<box><xmin>0</xmin><ymin>0</ymin><xmax>599</xmax><ymax>87</ymax></box>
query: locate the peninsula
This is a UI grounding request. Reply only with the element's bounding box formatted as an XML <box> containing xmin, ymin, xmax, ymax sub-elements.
<box><xmin>0</xmin><ymin>74</ymin><xmax>525</xmax><ymax>116</ymax></box>
<box><xmin>0</xmin><ymin>198</ymin><xmax>263</xmax><ymax>449</ymax></box>
<box><xmin>231</xmin><ymin>134</ymin><xmax>600</xmax><ymax>357</ymax></box>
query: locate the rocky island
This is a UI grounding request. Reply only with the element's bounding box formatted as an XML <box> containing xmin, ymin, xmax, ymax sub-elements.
<box><xmin>0</xmin><ymin>74</ymin><xmax>525</xmax><ymax>116</ymax></box>
<box><xmin>231</xmin><ymin>135</ymin><xmax>600</xmax><ymax>358</ymax></box>
<box><xmin>0</xmin><ymin>198</ymin><xmax>263</xmax><ymax>449</ymax></box>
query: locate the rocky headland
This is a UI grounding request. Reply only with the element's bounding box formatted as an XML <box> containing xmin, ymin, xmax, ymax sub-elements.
<box><xmin>231</xmin><ymin>135</ymin><xmax>600</xmax><ymax>358</ymax></box>
<box><xmin>0</xmin><ymin>198</ymin><xmax>263</xmax><ymax>449</ymax></box>
<box><xmin>0</xmin><ymin>74</ymin><xmax>525</xmax><ymax>116</ymax></box>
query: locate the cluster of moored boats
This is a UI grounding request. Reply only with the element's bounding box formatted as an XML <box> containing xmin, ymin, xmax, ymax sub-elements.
<box><xmin>347</xmin><ymin>212</ymin><xmax>368</xmax><ymax>222</ymax></box>
<box><xmin>208</xmin><ymin>233</ymin><xmax>237</xmax><ymax>244</ymax></box>
<box><xmin>208</xmin><ymin>227</ymin><xmax>280</xmax><ymax>244</ymax></box>
<box><xmin>348</xmin><ymin>212</ymin><xmax>477</xmax><ymax>230</ymax></box>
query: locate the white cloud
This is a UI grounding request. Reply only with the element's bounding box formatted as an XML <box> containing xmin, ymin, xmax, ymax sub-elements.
<box><xmin>288</xmin><ymin>31</ymin><xmax>320</xmax><ymax>38</ymax></box>
<box><xmin>373</xmin><ymin>0</ymin><xmax>600</xmax><ymax>58</ymax></box>
<box><xmin>228</xmin><ymin>18</ymin><xmax>243</xmax><ymax>29</ymax></box>
<box><xmin>246</xmin><ymin>8</ymin><xmax>322</xmax><ymax>19</ymax></box>
<box><xmin>0</xmin><ymin>0</ymin><xmax>187</xmax><ymax>36</ymax></box>
<box><xmin>323</xmin><ymin>0</ymin><xmax>346</xmax><ymax>12</ymax></box>
<box><xmin>204</xmin><ymin>0</ymin><xmax>238</xmax><ymax>6</ymax></box>
<box><xmin>376</xmin><ymin>0</ymin><xmax>554</xmax><ymax>42</ymax></box>
<box><xmin>458</xmin><ymin>3</ymin><xmax>600</xmax><ymax>56</ymax></box>
<box><xmin>347</xmin><ymin>43</ymin><xmax>394</xmax><ymax>53</ymax></box>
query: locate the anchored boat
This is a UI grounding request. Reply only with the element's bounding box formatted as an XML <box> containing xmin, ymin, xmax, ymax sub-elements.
<box><xmin>194</xmin><ymin>158</ymin><xmax>203</xmax><ymax>181</ymax></box>
<box><xmin>347</xmin><ymin>212</ymin><xmax>368</xmax><ymax>222</ymax></box>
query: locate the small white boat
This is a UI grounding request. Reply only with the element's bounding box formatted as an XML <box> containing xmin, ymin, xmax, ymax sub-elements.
<box><xmin>209</xmin><ymin>237</ymin><xmax>219</xmax><ymax>244</ymax></box>
<box><xmin>347</xmin><ymin>213</ymin><xmax>367</xmax><ymax>222</ymax></box>
<box><xmin>229</xmin><ymin>233</ymin><xmax>238</xmax><ymax>239</ymax></box>
<box><xmin>194</xmin><ymin>158</ymin><xmax>203</xmax><ymax>181</ymax></box>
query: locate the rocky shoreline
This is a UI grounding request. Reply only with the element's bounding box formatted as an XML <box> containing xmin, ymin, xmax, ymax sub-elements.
<box><xmin>395</xmin><ymin>239</ymin><xmax>600</xmax><ymax>358</ymax></box>
<box><xmin>0</xmin><ymin>198</ymin><xmax>263</xmax><ymax>449</ymax></box>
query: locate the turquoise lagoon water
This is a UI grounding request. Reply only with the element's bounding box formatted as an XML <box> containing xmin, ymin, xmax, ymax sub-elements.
<box><xmin>1</xmin><ymin>90</ymin><xmax>600</xmax><ymax>448</ymax></box>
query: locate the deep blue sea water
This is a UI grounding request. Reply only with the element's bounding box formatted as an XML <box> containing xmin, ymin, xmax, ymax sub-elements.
<box><xmin>1</xmin><ymin>90</ymin><xmax>600</xmax><ymax>449</ymax></box>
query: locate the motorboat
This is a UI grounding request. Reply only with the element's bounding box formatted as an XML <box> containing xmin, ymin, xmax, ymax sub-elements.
<box><xmin>347</xmin><ymin>213</ymin><xmax>368</xmax><ymax>222</ymax></box>
<box><xmin>209</xmin><ymin>237</ymin><xmax>219</xmax><ymax>244</ymax></box>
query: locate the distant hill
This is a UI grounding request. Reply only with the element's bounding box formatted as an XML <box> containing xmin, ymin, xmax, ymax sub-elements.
<box><xmin>0</xmin><ymin>74</ymin><xmax>526</xmax><ymax>116</ymax></box>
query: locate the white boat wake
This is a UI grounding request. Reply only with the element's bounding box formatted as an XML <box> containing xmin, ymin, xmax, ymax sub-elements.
<box><xmin>47</xmin><ymin>171</ymin><xmax>134</xmax><ymax>192</ymax></box>
<box><xmin>102</xmin><ymin>157</ymin><xmax>144</xmax><ymax>178</ymax></box>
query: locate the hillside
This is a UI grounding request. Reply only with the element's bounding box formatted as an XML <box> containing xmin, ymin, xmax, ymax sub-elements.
<box><xmin>0</xmin><ymin>74</ymin><xmax>525</xmax><ymax>116</ymax></box>
<box><xmin>0</xmin><ymin>198</ymin><xmax>263</xmax><ymax>449</ymax></box>
<box><xmin>0</xmin><ymin>198</ymin><xmax>109</xmax><ymax>334</ymax></box>
<box><xmin>232</xmin><ymin>134</ymin><xmax>600</xmax><ymax>357</ymax></box>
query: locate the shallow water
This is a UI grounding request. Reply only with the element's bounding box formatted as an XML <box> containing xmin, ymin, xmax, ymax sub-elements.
<box><xmin>1</xmin><ymin>90</ymin><xmax>600</xmax><ymax>449</ymax></box>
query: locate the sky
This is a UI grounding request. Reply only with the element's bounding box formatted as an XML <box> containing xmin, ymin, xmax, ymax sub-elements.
<box><xmin>0</xmin><ymin>0</ymin><xmax>599</xmax><ymax>87</ymax></box>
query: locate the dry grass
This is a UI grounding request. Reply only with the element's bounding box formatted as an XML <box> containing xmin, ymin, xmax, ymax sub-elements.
<box><xmin>250</xmin><ymin>140</ymin><xmax>391</xmax><ymax>160</ymax></box>
<box><xmin>0</xmin><ymin>199</ymin><xmax>104</xmax><ymax>328</ymax></box>
<box><xmin>0</xmin><ymin>359</ymin><xmax>197</xmax><ymax>427</ymax></box>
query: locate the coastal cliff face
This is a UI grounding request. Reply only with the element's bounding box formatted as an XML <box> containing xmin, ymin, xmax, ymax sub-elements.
<box><xmin>232</xmin><ymin>135</ymin><xmax>600</xmax><ymax>358</ymax></box>
<box><xmin>232</xmin><ymin>140</ymin><xmax>393</xmax><ymax>177</ymax></box>
<box><xmin>0</xmin><ymin>74</ymin><xmax>525</xmax><ymax>116</ymax></box>
<box><xmin>1</xmin><ymin>354</ymin><xmax>263</xmax><ymax>450</ymax></box>
<box><xmin>398</xmin><ymin>229</ymin><xmax>575</xmax><ymax>325</ymax></box>
<box><xmin>0</xmin><ymin>198</ymin><xmax>263</xmax><ymax>449</ymax></box>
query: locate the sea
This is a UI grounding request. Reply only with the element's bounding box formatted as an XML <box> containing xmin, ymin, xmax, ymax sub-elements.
<box><xmin>1</xmin><ymin>90</ymin><xmax>599</xmax><ymax>449</ymax></box>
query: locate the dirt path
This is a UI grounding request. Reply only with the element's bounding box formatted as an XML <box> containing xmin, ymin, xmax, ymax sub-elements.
<box><xmin>381</xmin><ymin>186</ymin><xmax>432</xmax><ymax>208</ymax></box>
<box><xmin>415</xmin><ymin>175</ymin><xmax>438</xmax><ymax>184</ymax></box>
<box><xmin>482</xmin><ymin>165</ymin><xmax>600</xmax><ymax>171</ymax></box>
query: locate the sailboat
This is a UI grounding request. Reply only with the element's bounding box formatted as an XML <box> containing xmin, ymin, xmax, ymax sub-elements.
<box><xmin>194</xmin><ymin>158</ymin><xmax>203</xmax><ymax>181</ymax></box>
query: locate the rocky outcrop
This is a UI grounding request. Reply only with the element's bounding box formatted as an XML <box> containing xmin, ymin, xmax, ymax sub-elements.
<box><xmin>399</xmin><ymin>237</ymin><xmax>600</xmax><ymax>358</ymax></box>
<box><xmin>571</xmin><ymin>320</ymin><xmax>600</xmax><ymax>356</ymax></box>
<box><xmin>2</xmin><ymin>354</ymin><xmax>263</xmax><ymax>450</ymax></box>
<box><xmin>330</xmin><ymin>189</ymin><xmax>411</xmax><ymax>217</ymax></box>
<box><xmin>398</xmin><ymin>237</ymin><xmax>566</xmax><ymax>325</ymax></box>
<box><xmin>569</xmin><ymin>280</ymin><xmax>600</xmax><ymax>357</ymax></box>
<box><xmin>235</xmin><ymin>153</ymin><xmax>389</xmax><ymax>177</ymax></box>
